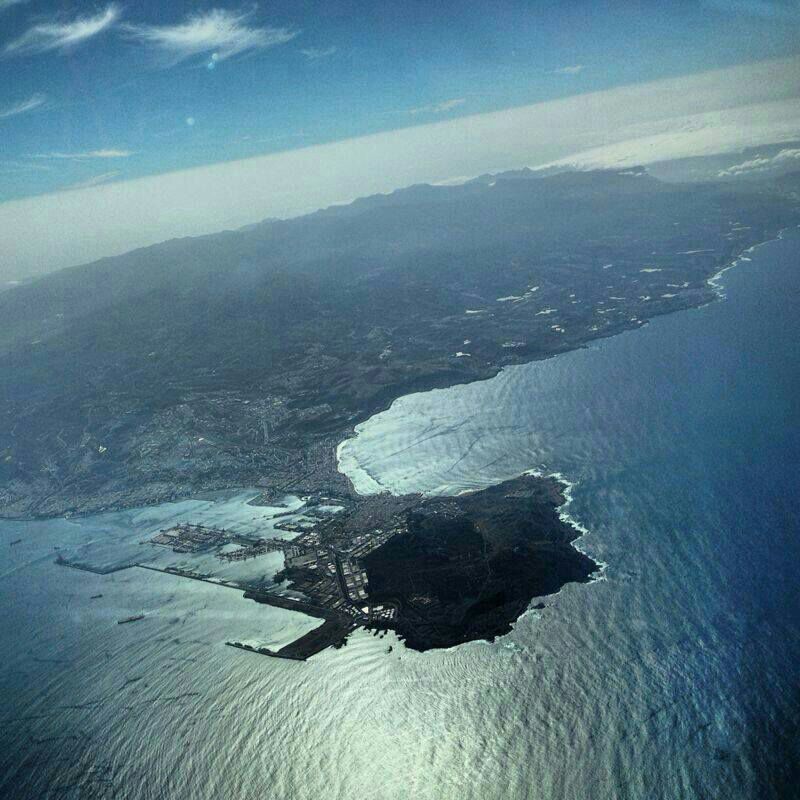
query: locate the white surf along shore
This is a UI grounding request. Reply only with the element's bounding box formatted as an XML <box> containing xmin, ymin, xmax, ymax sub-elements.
<box><xmin>335</xmin><ymin>227</ymin><xmax>800</xmax><ymax>607</ymax></box>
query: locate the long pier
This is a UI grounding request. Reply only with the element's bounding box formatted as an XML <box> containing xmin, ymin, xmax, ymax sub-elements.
<box><xmin>55</xmin><ymin>555</ymin><xmax>137</xmax><ymax>575</ymax></box>
<box><xmin>54</xmin><ymin>548</ymin><xmax>356</xmax><ymax>662</ymax></box>
<box><xmin>225</xmin><ymin>642</ymin><xmax>306</xmax><ymax>661</ymax></box>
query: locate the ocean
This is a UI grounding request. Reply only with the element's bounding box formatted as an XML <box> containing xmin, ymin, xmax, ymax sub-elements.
<box><xmin>1</xmin><ymin>228</ymin><xmax>799</xmax><ymax>799</ymax></box>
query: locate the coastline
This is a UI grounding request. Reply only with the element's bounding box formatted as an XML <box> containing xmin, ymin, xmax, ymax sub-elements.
<box><xmin>330</xmin><ymin>226</ymin><xmax>800</xmax><ymax>634</ymax></box>
<box><xmin>5</xmin><ymin>224</ymin><xmax>797</xmax><ymax>657</ymax></box>
<box><xmin>3</xmin><ymin>186</ymin><xmax>800</xmax><ymax>800</ymax></box>
<box><xmin>527</xmin><ymin>469</ymin><xmax>609</xmax><ymax>584</ymax></box>
<box><xmin>1</xmin><ymin>227</ymin><xmax>790</xmax><ymax>525</ymax></box>
<box><xmin>705</xmin><ymin>225</ymin><xmax>798</xmax><ymax>300</ymax></box>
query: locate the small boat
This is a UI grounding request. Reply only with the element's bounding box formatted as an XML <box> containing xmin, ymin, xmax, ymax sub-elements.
<box><xmin>90</xmin><ymin>594</ymin><xmax>103</xmax><ymax>600</ymax></box>
<box><xmin>9</xmin><ymin>539</ymin><xmax>22</xmax><ymax>546</ymax></box>
<box><xmin>117</xmin><ymin>614</ymin><xmax>145</xmax><ymax>625</ymax></box>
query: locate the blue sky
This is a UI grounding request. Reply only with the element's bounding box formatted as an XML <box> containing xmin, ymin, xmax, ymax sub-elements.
<box><xmin>1</xmin><ymin>0</ymin><xmax>800</xmax><ymax>202</ymax></box>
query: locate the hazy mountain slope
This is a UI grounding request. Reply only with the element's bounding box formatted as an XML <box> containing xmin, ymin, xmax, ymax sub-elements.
<box><xmin>1</xmin><ymin>169</ymin><xmax>797</xmax><ymax>517</ymax></box>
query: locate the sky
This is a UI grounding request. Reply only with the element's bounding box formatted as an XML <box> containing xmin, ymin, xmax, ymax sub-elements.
<box><xmin>1</xmin><ymin>1</ymin><xmax>800</xmax><ymax>280</ymax></box>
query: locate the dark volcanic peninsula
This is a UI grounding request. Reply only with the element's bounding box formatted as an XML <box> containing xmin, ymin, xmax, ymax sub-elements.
<box><xmin>360</xmin><ymin>475</ymin><xmax>594</xmax><ymax>650</ymax></box>
<box><xmin>266</xmin><ymin>473</ymin><xmax>596</xmax><ymax>652</ymax></box>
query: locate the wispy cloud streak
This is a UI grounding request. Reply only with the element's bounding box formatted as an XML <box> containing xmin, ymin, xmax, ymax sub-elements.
<box><xmin>0</xmin><ymin>92</ymin><xmax>46</xmax><ymax>119</ymax></box>
<box><xmin>3</xmin><ymin>5</ymin><xmax>120</xmax><ymax>57</ymax></box>
<box><xmin>31</xmin><ymin>149</ymin><xmax>133</xmax><ymax>160</ymax></box>
<box><xmin>125</xmin><ymin>8</ymin><xmax>297</xmax><ymax>65</ymax></box>
<box><xmin>0</xmin><ymin>0</ymin><xmax>30</xmax><ymax>12</ymax></box>
<box><xmin>0</xmin><ymin>159</ymin><xmax>52</xmax><ymax>173</ymax></box>
<box><xmin>702</xmin><ymin>0</ymin><xmax>800</xmax><ymax>19</ymax></box>
<box><xmin>301</xmin><ymin>46</ymin><xmax>336</xmax><ymax>60</ymax></box>
<box><xmin>552</xmin><ymin>65</ymin><xmax>584</xmax><ymax>75</ymax></box>
<box><xmin>408</xmin><ymin>98</ymin><xmax>465</xmax><ymax>116</ymax></box>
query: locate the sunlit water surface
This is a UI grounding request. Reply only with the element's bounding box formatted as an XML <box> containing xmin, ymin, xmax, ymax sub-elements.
<box><xmin>1</xmin><ymin>230</ymin><xmax>799</xmax><ymax>799</ymax></box>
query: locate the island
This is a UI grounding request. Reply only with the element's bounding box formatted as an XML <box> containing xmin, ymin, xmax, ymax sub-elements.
<box><xmin>6</xmin><ymin>165</ymin><xmax>800</xmax><ymax>656</ymax></box>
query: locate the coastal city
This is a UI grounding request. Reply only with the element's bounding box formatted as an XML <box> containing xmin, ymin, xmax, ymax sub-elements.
<box><xmin>127</xmin><ymin>492</ymin><xmax>412</xmax><ymax>658</ymax></box>
<box><xmin>52</xmin><ymin>469</ymin><xmax>592</xmax><ymax>658</ymax></box>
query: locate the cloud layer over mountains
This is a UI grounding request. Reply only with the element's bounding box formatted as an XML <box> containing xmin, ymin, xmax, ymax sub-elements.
<box><xmin>1</xmin><ymin>55</ymin><xmax>799</xmax><ymax>281</ymax></box>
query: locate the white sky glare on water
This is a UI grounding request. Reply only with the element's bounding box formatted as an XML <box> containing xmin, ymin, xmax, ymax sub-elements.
<box><xmin>1</xmin><ymin>55</ymin><xmax>800</xmax><ymax>282</ymax></box>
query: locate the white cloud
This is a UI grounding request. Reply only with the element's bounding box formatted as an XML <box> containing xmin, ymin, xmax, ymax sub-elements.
<box><xmin>301</xmin><ymin>46</ymin><xmax>336</xmax><ymax>60</ymax></box>
<box><xmin>1</xmin><ymin>55</ymin><xmax>800</xmax><ymax>282</ymax></box>
<box><xmin>702</xmin><ymin>0</ymin><xmax>800</xmax><ymax>19</ymax></box>
<box><xmin>0</xmin><ymin>92</ymin><xmax>46</xmax><ymax>119</ymax></box>
<box><xmin>31</xmin><ymin>149</ymin><xmax>134</xmax><ymax>160</ymax></box>
<box><xmin>65</xmin><ymin>171</ymin><xmax>120</xmax><ymax>191</ymax></box>
<box><xmin>0</xmin><ymin>159</ymin><xmax>52</xmax><ymax>173</ymax></box>
<box><xmin>408</xmin><ymin>98</ymin><xmax>466</xmax><ymax>115</ymax></box>
<box><xmin>553</xmin><ymin>65</ymin><xmax>584</xmax><ymax>75</ymax></box>
<box><xmin>0</xmin><ymin>0</ymin><xmax>30</xmax><ymax>11</ymax></box>
<box><xmin>718</xmin><ymin>147</ymin><xmax>800</xmax><ymax>176</ymax></box>
<box><xmin>540</xmin><ymin>100</ymin><xmax>800</xmax><ymax>172</ymax></box>
<box><xmin>125</xmin><ymin>8</ymin><xmax>297</xmax><ymax>64</ymax></box>
<box><xmin>2</xmin><ymin>5</ymin><xmax>120</xmax><ymax>57</ymax></box>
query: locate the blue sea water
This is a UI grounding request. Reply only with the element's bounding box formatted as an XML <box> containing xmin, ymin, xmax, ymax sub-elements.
<box><xmin>1</xmin><ymin>229</ymin><xmax>799</xmax><ymax>799</ymax></box>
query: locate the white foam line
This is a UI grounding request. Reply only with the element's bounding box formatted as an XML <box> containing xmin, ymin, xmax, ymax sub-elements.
<box><xmin>523</xmin><ymin>467</ymin><xmax>608</xmax><ymax>584</ymax></box>
<box><xmin>706</xmin><ymin>225</ymin><xmax>800</xmax><ymax>299</ymax></box>
<box><xmin>337</xmin><ymin>228</ymin><xmax>800</xmax><ymax>651</ymax></box>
